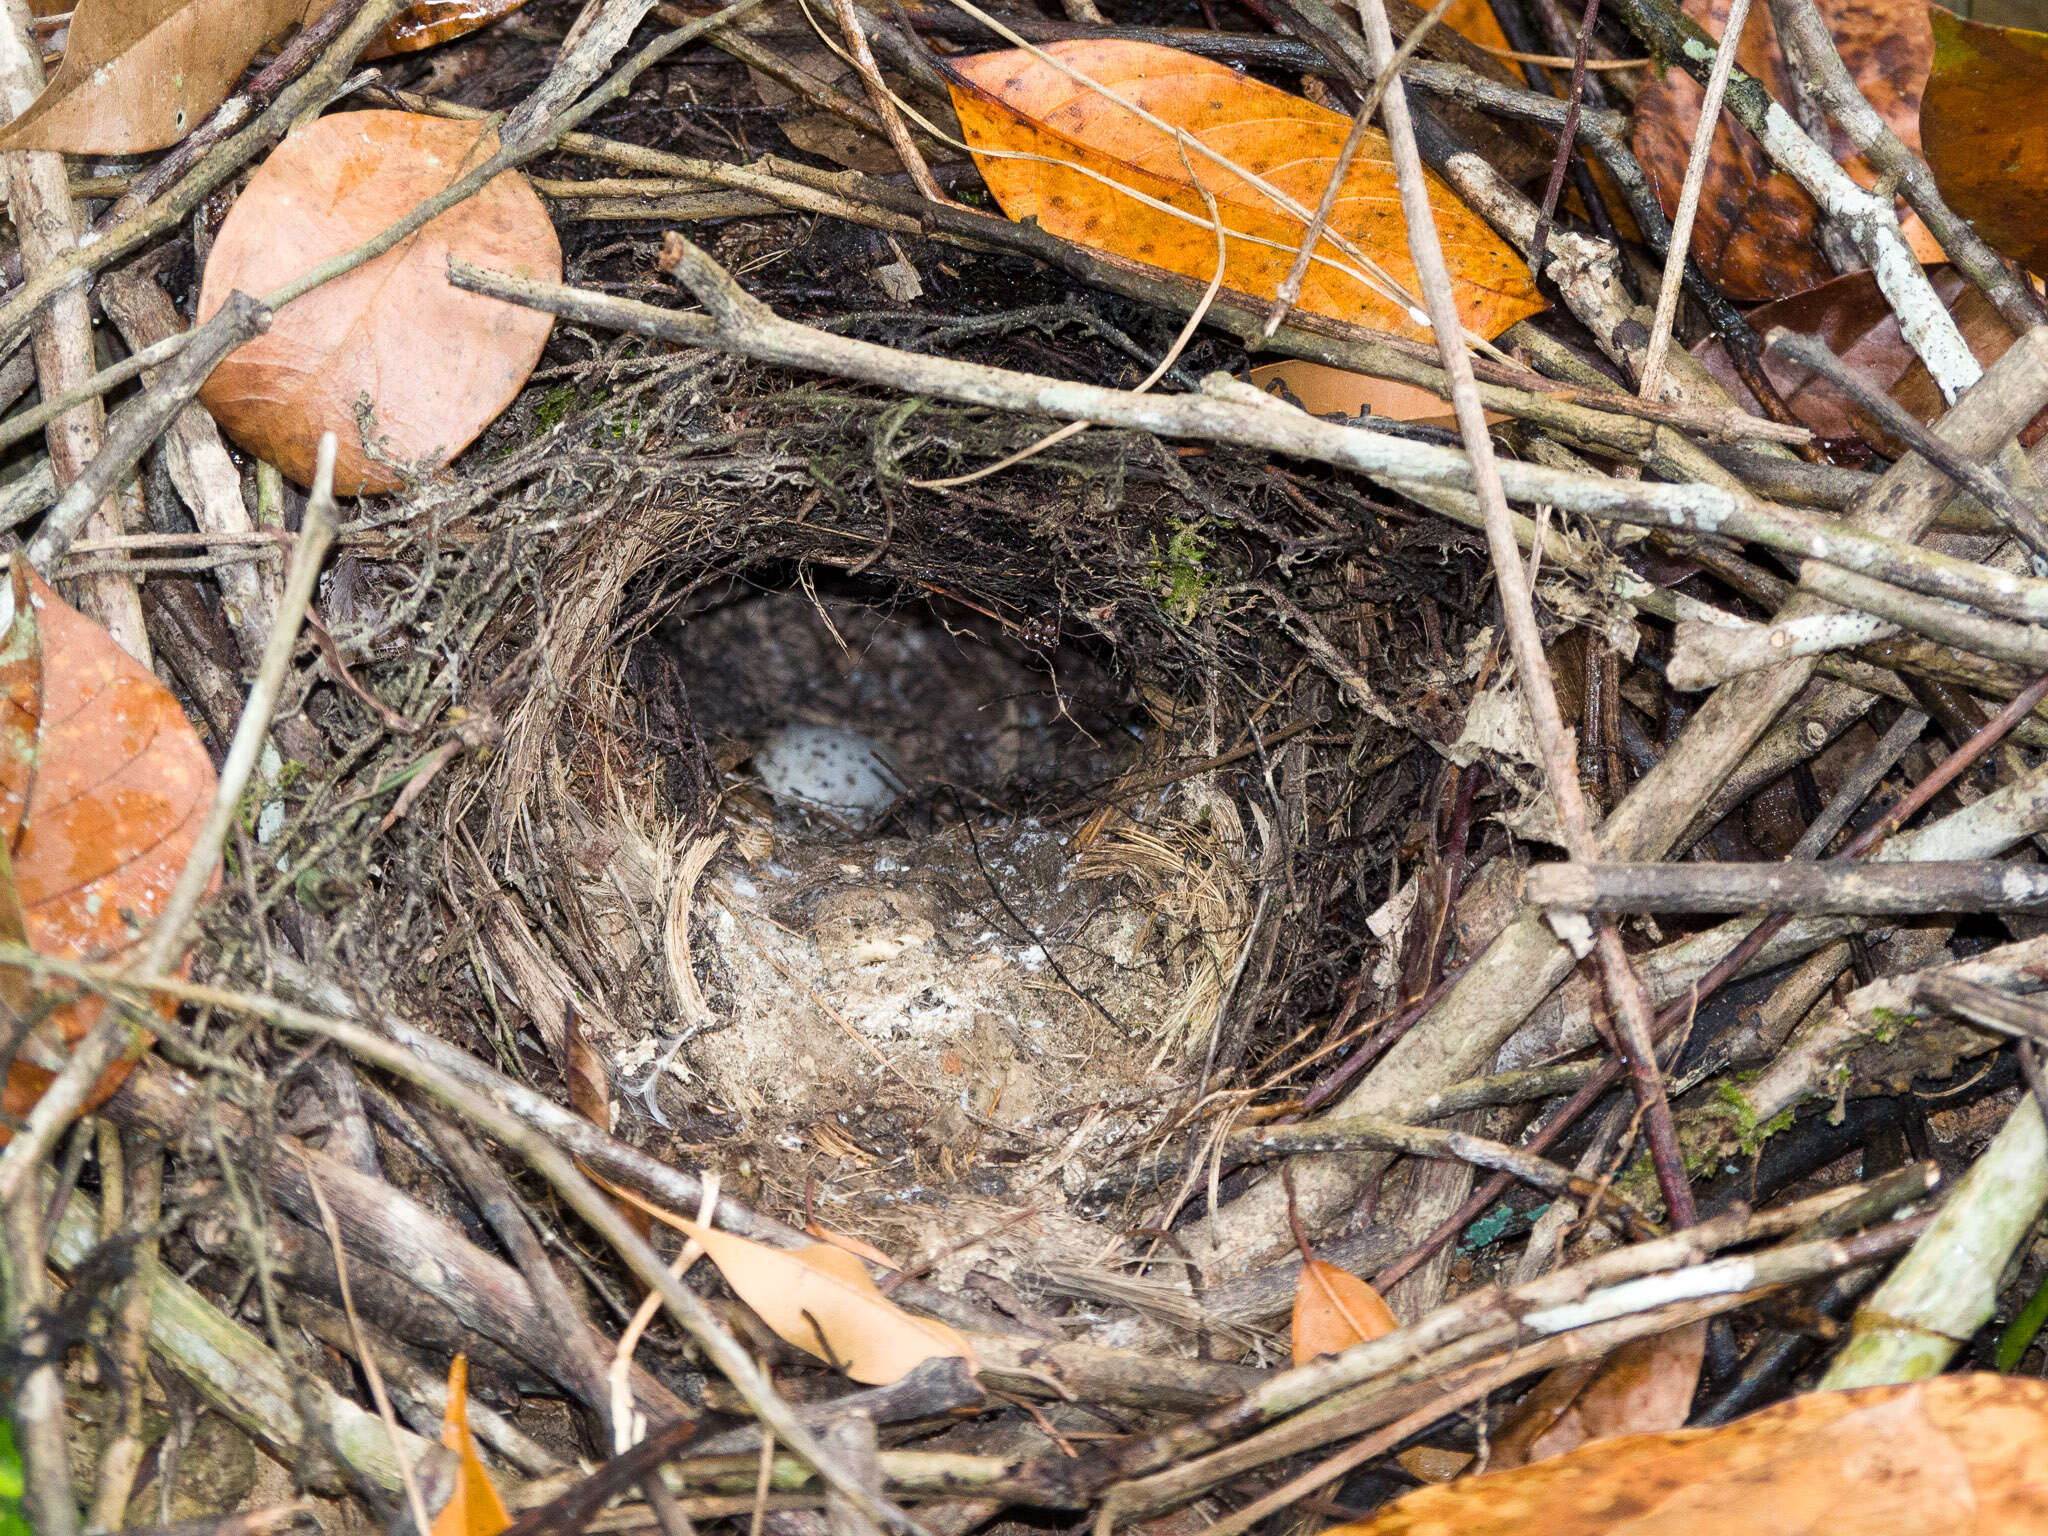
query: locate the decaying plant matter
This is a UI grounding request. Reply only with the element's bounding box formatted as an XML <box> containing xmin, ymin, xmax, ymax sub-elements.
<box><xmin>14</xmin><ymin>0</ymin><xmax>2048</xmax><ymax>1531</ymax></box>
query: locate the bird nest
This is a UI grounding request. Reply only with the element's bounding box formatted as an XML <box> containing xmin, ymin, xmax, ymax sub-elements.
<box><xmin>278</xmin><ymin>286</ymin><xmax>1471</xmax><ymax>1262</ymax></box>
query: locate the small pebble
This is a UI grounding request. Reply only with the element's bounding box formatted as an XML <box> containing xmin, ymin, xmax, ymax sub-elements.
<box><xmin>755</xmin><ymin>723</ymin><xmax>904</xmax><ymax>824</ymax></box>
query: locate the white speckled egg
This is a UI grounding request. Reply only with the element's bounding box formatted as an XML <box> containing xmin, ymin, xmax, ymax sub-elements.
<box><xmin>756</xmin><ymin>724</ymin><xmax>905</xmax><ymax>823</ymax></box>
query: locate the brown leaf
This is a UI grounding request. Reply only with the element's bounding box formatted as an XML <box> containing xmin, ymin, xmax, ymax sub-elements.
<box><xmin>944</xmin><ymin>41</ymin><xmax>1546</xmax><ymax>343</ymax></box>
<box><xmin>196</xmin><ymin>110</ymin><xmax>560</xmax><ymax>495</ymax></box>
<box><xmin>1329</xmin><ymin>1375</ymin><xmax>2048</xmax><ymax>1535</ymax></box>
<box><xmin>1921</xmin><ymin>8</ymin><xmax>2048</xmax><ymax>280</ymax></box>
<box><xmin>1291</xmin><ymin>1258</ymin><xmax>1398</xmax><ymax>1364</ymax></box>
<box><xmin>1490</xmin><ymin>1323</ymin><xmax>1706</xmax><ymax>1469</ymax></box>
<box><xmin>0</xmin><ymin>0</ymin><xmax>316</xmax><ymax>153</ymax></box>
<box><xmin>1394</xmin><ymin>1445</ymin><xmax>1475</xmax><ymax>1484</ymax></box>
<box><xmin>671</xmin><ymin>1215</ymin><xmax>976</xmax><ymax>1384</ymax></box>
<box><xmin>1692</xmin><ymin>265</ymin><xmax>2048</xmax><ymax>453</ymax></box>
<box><xmin>0</xmin><ymin>566</ymin><xmax>217</xmax><ymax>1140</ymax></box>
<box><xmin>1630</xmin><ymin>0</ymin><xmax>1942</xmax><ymax>301</ymax></box>
<box><xmin>430</xmin><ymin>1355</ymin><xmax>510</xmax><ymax>1536</ymax></box>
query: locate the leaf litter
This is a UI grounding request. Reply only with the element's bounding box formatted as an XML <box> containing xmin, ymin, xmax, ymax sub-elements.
<box><xmin>20</xmin><ymin>0</ymin><xmax>2048</xmax><ymax>1530</ymax></box>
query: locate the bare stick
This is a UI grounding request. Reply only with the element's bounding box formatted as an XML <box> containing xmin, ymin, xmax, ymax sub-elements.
<box><xmin>459</xmin><ymin>262</ymin><xmax>2048</xmax><ymax>629</ymax></box>
<box><xmin>1</xmin><ymin>1187</ymin><xmax>77</xmax><ymax>1536</ymax></box>
<box><xmin>0</xmin><ymin>0</ymin><xmax>146</xmax><ymax>659</ymax></box>
<box><xmin>1637</xmin><ymin>0</ymin><xmax>1753</xmax><ymax>403</ymax></box>
<box><xmin>99</xmin><ymin>271</ymin><xmax>283</xmax><ymax>664</ymax></box>
<box><xmin>297</xmin><ymin>1155</ymin><xmax>434</xmax><ymax>1536</ymax></box>
<box><xmin>1352</xmin><ymin>0</ymin><xmax>1694</xmax><ymax>1225</ymax></box>
<box><xmin>1797</xmin><ymin>564</ymin><xmax>2048</xmax><ymax>672</ymax></box>
<box><xmin>829</xmin><ymin>0</ymin><xmax>948</xmax><ymax>203</ymax></box>
<box><xmin>1614</xmin><ymin>0</ymin><xmax>1977</xmax><ymax>398</ymax></box>
<box><xmin>1910</xmin><ymin>970</ymin><xmax>2048</xmax><ymax>1046</ymax></box>
<box><xmin>1668</xmin><ymin>608</ymin><xmax>1897</xmax><ymax>689</ymax></box>
<box><xmin>0</xmin><ymin>330</ymin><xmax>193</xmax><ymax>456</ymax></box>
<box><xmin>25</xmin><ymin>292</ymin><xmax>271</xmax><ymax>569</ymax></box>
<box><xmin>1528</xmin><ymin>859</ymin><xmax>2048</xmax><ymax>914</ymax></box>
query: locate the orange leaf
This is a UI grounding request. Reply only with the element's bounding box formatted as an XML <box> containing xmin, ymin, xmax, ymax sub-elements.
<box><xmin>944</xmin><ymin>41</ymin><xmax>1544</xmax><ymax>343</ymax></box>
<box><xmin>0</xmin><ymin>566</ymin><xmax>217</xmax><ymax>1143</ymax></box>
<box><xmin>1437</xmin><ymin>0</ymin><xmax>1511</xmax><ymax>56</ymax></box>
<box><xmin>673</xmin><ymin>1215</ymin><xmax>975</xmax><ymax>1384</ymax></box>
<box><xmin>1921</xmin><ymin>8</ymin><xmax>2048</xmax><ymax>280</ymax></box>
<box><xmin>804</xmin><ymin>1220</ymin><xmax>901</xmax><ymax>1270</ymax></box>
<box><xmin>1631</xmin><ymin>0</ymin><xmax>1942</xmax><ymax>302</ymax></box>
<box><xmin>1248</xmin><ymin>358</ymin><xmax>1508</xmax><ymax>428</ymax></box>
<box><xmin>1326</xmin><ymin>1375</ymin><xmax>2048</xmax><ymax>1534</ymax></box>
<box><xmin>1291</xmin><ymin>1258</ymin><xmax>1397</xmax><ymax>1365</ymax></box>
<box><xmin>196</xmin><ymin>111</ymin><xmax>560</xmax><ymax>495</ymax></box>
<box><xmin>1490</xmin><ymin>1323</ymin><xmax>1706</xmax><ymax>1469</ymax></box>
<box><xmin>0</xmin><ymin>0</ymin><xmax>318</xmax><ymax>154</ymax></box>
<box><xmin>430</xmin><ymin>1355</ymin><xmax>510</xmax><ymax>1536</ymax></box>
<box><xmin>349</xmin><ymin>0</ymin><xmax>532</xmax><ymax>55</ymax></box>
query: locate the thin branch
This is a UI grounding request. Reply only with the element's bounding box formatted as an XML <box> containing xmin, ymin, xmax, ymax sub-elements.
<box><xmin>1765</xmin><ymin>324</ymin><xmax>2048</xmax><ymax>561</ymax></box>
<box><xmin>1614</xmin><ymin>0</ymin><xmax>1978</xmax><ymax>398</ymax></box>
<box><xmin>1259</xmin><ymin>0</ymin><xmax>1456</xmax><ymax>340</ymax></box>
<box><xmin>1527</xmin><ymin>859</ymin><xmax>2048</xmax><ymax>914</ymax></box>
<box><xmin>24</xmin><ymin>291</ymin><xmax>270</xmax><ymax>568</ymax></box>
<box><xmin>1637</xmin><ymin>0</ymin><xmax>1754</xmax><ymax>402</ymax></box>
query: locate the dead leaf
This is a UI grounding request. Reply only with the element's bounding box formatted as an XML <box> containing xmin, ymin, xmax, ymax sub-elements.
<box><xmin>0</xmin><ymin>0</ymin><xmax>315</xmax><ymax>153</ymax></box>
<box><xmin>669</xmin><ymin>1214</ymin><xmax>975</xmax><ymax>1384</ymax></box>
<box><xmin>1329</xmin><ymin>1375</ymin><xmax>2048</xmax><ymax>1535</ymax></box>
<box><xmin>0</xmin><ymin>566</ymin><xmax>217</xmax><ymax>1142</ymax></box>
<box><xmin>1631</xmin><ymin>0</ymin><xmax>1943</xmax><ymax>301</ymax></box>
<box><xmin>1292</xmin><ymin>1257</ymin><xmax>1398</xmax><ymax>1364</ymax></box>
<box><xmin>1394</xmin><ymin>1445</ymin><xmax>1475</xmax><ymax>1484</ymax></box>
<box><xmin>944</xmin><ymin>40</ymin><xmax>1545</xmax><ymax>342</ymax></box>
<box><xmin>356</xmin><ymin>0</ymin><xmax>531</xmax><ymax>55</ymax></box>
<box><xmin>1692</xmin><ymin>265</ymin><xmax>2048</xmax><ymax>452</ymax></box>
<box><xmin>804</xmin><ymin>1220</ymin><xmax>901</xmax><ymax>1270</ymax></box>
<box><xmin>1921</xmin><ymin>8</ymin><xmax>2048</xmax><ymax>280</ymax></box>
<box><xmin>1249</xmin><ymin>358</ymin><xmax>1508</xmax><ymax>428</ymax></box>
<box><xmin>196</xmin><ymin>111</ymin><xmax>560</xmax><ymax>495</ymax></box>
<box><xmin>1490</xmin><ymin>1323</ymin><xmax>1706</xmax><ymax>1469</ymax></box>
<box><xmin>1438</xmin><ymin>0</ymin><xmax>1511</xmax><ymax>56</ymax></box>
<box><xmin>430</xmin><ymin>1355</ymin><xmax>510</xmax><ymax>1536</ymax></box>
